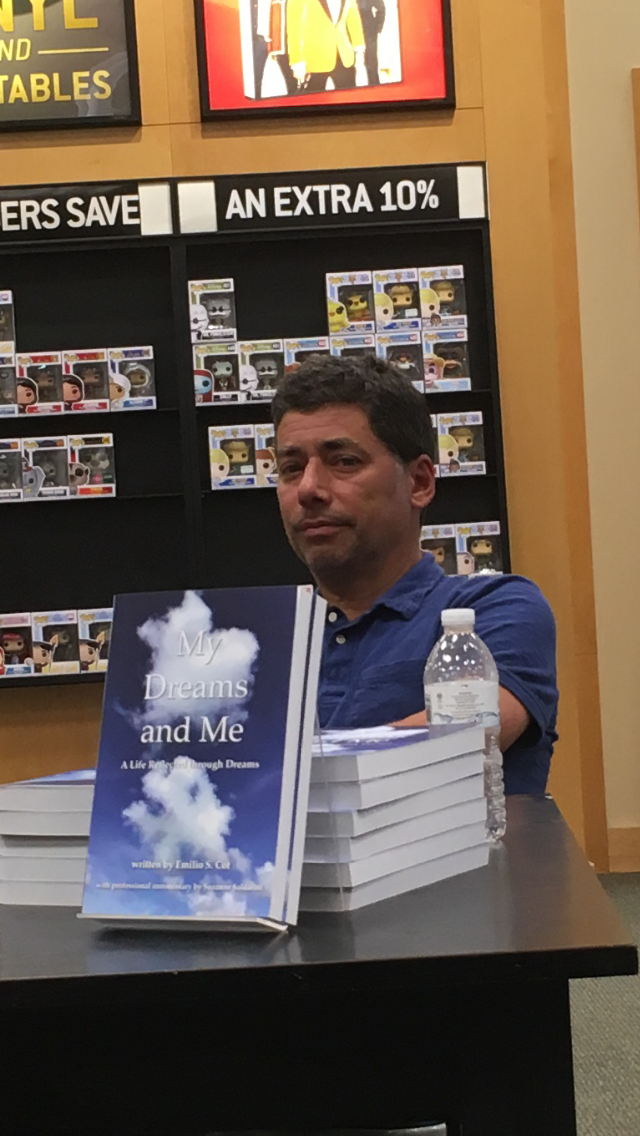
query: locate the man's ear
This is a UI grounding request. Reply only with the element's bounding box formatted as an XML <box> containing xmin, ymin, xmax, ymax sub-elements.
<box><xmin>409</xmin><ymin>454</ymin><xmax>436</xmax><ymax>511</ymax></box>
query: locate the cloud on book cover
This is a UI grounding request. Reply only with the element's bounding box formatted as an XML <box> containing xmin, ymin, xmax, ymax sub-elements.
<box><xmin>133</xmin><ymin>590</ymin><xmax>260</xmax><ymax>727</ymax></box>
<box><xmin>122</xmin><ymin>763</ymin><xmax>273</xmax><ymax>914</ymax></box>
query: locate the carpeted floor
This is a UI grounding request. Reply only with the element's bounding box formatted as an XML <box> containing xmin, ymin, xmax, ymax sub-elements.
<box><xmin>571</xmin><ymin>873</ymin><xmax>640</xmax><ymax>1136</ymax></box>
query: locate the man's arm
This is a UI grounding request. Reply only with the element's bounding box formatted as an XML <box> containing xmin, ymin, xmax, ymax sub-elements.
<box><xmin>392</xmin><ymin>686</ymin><xmax>530</xmax><ymax>751</ymax></box>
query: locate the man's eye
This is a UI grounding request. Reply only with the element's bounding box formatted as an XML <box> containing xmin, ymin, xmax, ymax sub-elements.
<box><xmin>336</xmin><ymin>455</ymin><xmax>359</xmax><ymax>467</ymax></box>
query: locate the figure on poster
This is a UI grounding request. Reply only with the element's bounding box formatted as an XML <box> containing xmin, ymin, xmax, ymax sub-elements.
<box><xmin>358</xmin><ymin>0</ymin><xmax>386</xmax><ymax>84</ymax></box>
<box><xmin>247</xmin><ymin>0</ymin><xmax>298</xmax><ymax>98</ymax></box>
<box><xmin>286</xmin><ymin>0</ymin><xmax>366</xmax><ymax>92</ymax></box>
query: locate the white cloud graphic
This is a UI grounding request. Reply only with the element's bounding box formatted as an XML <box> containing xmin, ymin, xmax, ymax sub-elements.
<box><xmin>122</xmin><ymin>764</ymin><xmax>274</xmax><ymax>917</ymax></box>
<box><xmin>123</xmin><ymin>763</ymin><xmax>235</xmax><ymax>864</ymax></box>
<box><xmin>135</xmin><ymin>590</ymin><xmax>259</xmax><ymax>727</ymax></box>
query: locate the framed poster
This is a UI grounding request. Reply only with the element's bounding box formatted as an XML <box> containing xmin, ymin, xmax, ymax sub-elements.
<box><xmin>0</xmin><ymin>0</ymin><xmax>140</xmax><ymax>131</ymax></box>
<box><xmin>194</xmin><ymin>0</ymin><xmax>454</xmax><ymax>119</ymax></box>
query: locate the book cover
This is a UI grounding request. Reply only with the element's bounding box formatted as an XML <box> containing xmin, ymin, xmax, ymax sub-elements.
<box><xmin>80</xmin><ymin>586</ymin><xmax>324</xmax><ymax>929</ymax></box>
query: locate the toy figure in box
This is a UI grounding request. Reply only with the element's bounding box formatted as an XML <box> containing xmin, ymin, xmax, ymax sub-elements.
<box><xmin>188</xmin><ymin>279</ymin><xmax>236</xmax><ymax>343</ymax></box>
<box><xmin>69</xmin><ymin>435</ymin><xmax>116</xmax><ymax>497</ymax></box>
<box><xmin>255</xmin><ymin>423</ymin><xmax>278</xmax><ymax>488</ymax></box>
<box><xmin>420</xmin><ymin>525</ymin><xmax>457</xmax><ymax>575</ymax></box>
<box><xmin>376</xmin><ymin>332</ymin><xmax>424</xmax><ymax>392</ymax></box>
<box><xmin>284</xmin><ymin>337</ymin><xmax>330</xmax><ymax>372</ymax></box>
<box><xmin>108</xmin><ymin>348</ymin><xmax>156</xmax><ymax>411</ymax></box>
<box><xmin>32</xmin><ymin>612</ymin><xmax>80</xmax><ymax>674</ymax></box>
<box><xmin>328</xmin><ymin>299</ymin><xmax>349</xmax><ymax>334</ymax></box>
<box><xmin>63</xmin><ymin>375</ymin><xmax>84</xmax><ymax>412</ymax></box>
<box><xmin>420</xmin><ymin>266</ymin><xmax>467</xmax><ymax>328</ymax></box>
<box><xmin>326</xmin><ymin>272</ymin><xmax>375</xmax><ymax>335</ymax></box>
<box><xmin>423</xmin><ymin>354</ymin><xmax>445</xmax><ymax>389</ymax></box>
<box><xmin>194</xmin><ymin>344</ymin><xmax>241</xmax><ymax>405</ymax></box>
<box><xmin>32</xmin><ymin>640</ymin><xmax>55</xmax><ymax>675</ymax></box>
<box><xmin>456</xmin><ymin>523</ymin><xmax>503</xmax><ymax>574</ymax></box>
<box><xmin>0</xmin><ymin>631</ymin><xmax>31</xmax><ymax>667</ymax></box>
<box><xmin>330</xmin><ymin>333</ymin><xmax>376</xmax><ymax>358</ymax></box>
<box><xmin>17</xmin><ymin>378</ymin><xmax>37</xmax><ymax>413</ymax></box>
<box><xmin>238</xmin><ymin>341</ymin><xmax>284</xmax><ymax>401</ymax></box>
<box><xmin>0</xmin><ymin>355</ymin><xmax>17</xmax><ymax>416</ymax></box>
<box><xmin>0</xmin><ymin>440</ymin><xmax>22</xmax><ymax>501</ymax></box>
<box><xmin>22</xmin><ymin>437</ymin><xmax>70</xmax><ymax>499</ymax></box>
<box><xmin>63</xmin><ymin>351</ymin><xmax>110</xmax><ymax>413</ymax></box>
<box><xmin>194</xmin><ymin>371</ymin><xmax>213</xmax><ymax>403</ymax></box>
<box><xmin>437</xmin><ymin>412</ymin><xmax>486</xmax><ymax>476</ymax></box>
<box><xmin>17</xmin><ymin>354</ymin><xmax>64</xmax><ymax>414</ymax></box>
<box><xmin>0</xmin><ymin>291</ymin><xmax>15</xmax><ymax>350</ymax></box>
<box><xmin>373</xmin><ymin>269</ymin><xmax>420</xmax><ymax>331</ymax></box>
<box><xmin>0</xmin><ymin>617</ymin><xmax>34</xmax><ymax>675</ymax></box>
<box><xmin>209</xmin><ymin>424</ymin><xmax>256</xmax><ymax>489</ymax></box>
<box><xmin>80</xmin><ymin>639</ymin><xmax>102</xmax><ymax>672</ymax></box>
<box><xmin>78</xmin><ymin>610</ymin><xmax>113</xmax><ymax>672</ymax></box>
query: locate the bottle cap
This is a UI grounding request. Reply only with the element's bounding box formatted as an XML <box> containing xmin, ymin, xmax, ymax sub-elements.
<box><xmin>441</xmin><ymin>608</ymin><xmax>476</xmax><ymax>629</ymax></box>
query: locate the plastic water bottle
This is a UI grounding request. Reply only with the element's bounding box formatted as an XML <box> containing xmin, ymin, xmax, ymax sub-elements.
<box><xmin>424</xmin><ymin>608</ymin><xmax>506</xmax><ymax>841</ymax></box>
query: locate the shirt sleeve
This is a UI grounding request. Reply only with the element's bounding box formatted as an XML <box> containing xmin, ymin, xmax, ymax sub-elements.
<box><xmin>471</xmin><ymin>575</ymin><xmax>558</xmax><ymax>743</ymax></box>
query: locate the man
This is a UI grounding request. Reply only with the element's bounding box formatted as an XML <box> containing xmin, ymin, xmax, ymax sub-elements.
<box><xmin>357</xmin><ymin>0</ymin><xmax>386</xmax><ymax>86</ymax></box>
<box><xmin>273</xmin><ymin>355</ymin><xmax>558</xmax><ymax>795</ymax></box>
<box><xmin>286</xmin><ymin>0</ymin><xmax>366</xmax><ymax>93</ymax></box>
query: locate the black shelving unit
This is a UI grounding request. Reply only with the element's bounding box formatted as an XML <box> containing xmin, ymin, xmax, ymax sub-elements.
<box><xmin>0</xmin><ymin>164</ymin><xmax>509</xmax><ymax>686</ymax></box>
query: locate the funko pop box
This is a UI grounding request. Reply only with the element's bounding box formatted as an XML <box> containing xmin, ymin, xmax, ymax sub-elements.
<box><xmin>189</xmin><ymin>279</ymin><xmax>237</xmax><ymax>343</ymax></box>
<box><xmin>326</xmin><ymin>271</ymin><xmax>375</xmax><ymax>336</ymax></box>
<box><xmin>373</xmin><ymin>269</ymin><xmax>421</xmax><ymax>332</ymax></box>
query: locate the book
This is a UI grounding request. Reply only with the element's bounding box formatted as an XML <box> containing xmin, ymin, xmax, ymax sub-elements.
<box><xmin>304</xmin><ymin>796</ymin><xmax>486</xmax><ymax>863</ymax></box>
<box><xmin>305</xmin><ymin>773</ymin><xmax>485</xmax><ymax>837</ymax></box>
<box><xmin>0</xmin><ymin>879</ymin><xmax>83</xmax><ymax>906</ymax></box>
<box><xmin>308</xmin><ymin>751</ymin><xmax>484</xmax><ymax>813</ymax></box>
<box><xmin>311</xmin><ymin>724</ymin><xmax>485</xmax><ymax>783</ymax></box>
<box><xmin>302</xmin><ymin>820</ymin><xmax>487</xmax><ymax>889</ymax></box>
<box><xmin>0</xmin><ymin>769</ymin><xmax>95</xmax><ymax>813</ymax></box>
<box><xmin>299</xmin><ymin>843</ymin><xmax>489</xmax><ymax>912</ymax></box>
<box><xmin>79</xmin><ymin>586</ymin><xmax>325</xmax><ymax>932</ymax></box>
<box><xmin>0</xmin><ymin>810</ymin><xmax>92</xmax><ymax>838</ymax></box>
<box><xmin>0</xmin><ymin>841</ymin><xmax>87</xmax><ymax>884</ymax></box>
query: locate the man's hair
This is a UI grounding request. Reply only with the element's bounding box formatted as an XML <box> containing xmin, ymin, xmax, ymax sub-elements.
<box><xmin>272</xmin><ymin>354</ymin><xmax>435</xmax><ymax>463</ymax></box>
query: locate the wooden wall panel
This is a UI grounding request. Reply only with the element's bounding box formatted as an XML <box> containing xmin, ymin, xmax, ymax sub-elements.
<box><xmin>0</xmin><ymin>125</ymin><xmax>173</xmax><ymax>185</ymax></box>
<box><xmin>0</xmin><ymin>687</ymin><xmax>103</xmax><ymax>786</ymax></box>
<box><xmin>169</xmin><ymin>109</ymin><xmax>485</xmax><ymax>178</ymax></box>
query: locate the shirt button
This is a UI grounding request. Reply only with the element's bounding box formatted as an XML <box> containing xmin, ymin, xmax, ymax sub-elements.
<box><xmin>328</xmin><ymin>611</ymin><xmax>338</xmax><ymax>623</ymax></box>
<box><xmin>335</xmin><ymin>633</ymin><xmax>346</xmax><ymax>645</ymax></box>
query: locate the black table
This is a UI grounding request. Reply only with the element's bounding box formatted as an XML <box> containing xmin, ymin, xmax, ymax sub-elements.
<box><xmin>1</xmin><ymin>797</ymin><xmax>636</xmax><ymax>1136</ymax></box>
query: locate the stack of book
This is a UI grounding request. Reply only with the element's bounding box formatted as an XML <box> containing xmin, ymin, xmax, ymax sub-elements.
<box><xmin>0</xmin><ymin>769</ymin><xmax>94</xmax><ymax>906</ymax></box>
<box><xmin>300</xmin><ymin>725</ymin><xmax>489</xmax><ymax>912</ymax></box>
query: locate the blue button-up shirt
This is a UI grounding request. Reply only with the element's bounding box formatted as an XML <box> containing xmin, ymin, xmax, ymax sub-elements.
<box><xmin>318</xmin><ymin>555</ymin><xmax>558</xmax><ymax>795</ymax></box>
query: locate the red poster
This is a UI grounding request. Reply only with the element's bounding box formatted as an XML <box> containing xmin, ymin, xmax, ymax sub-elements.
<box><xmin>195</xmin><ymin>0</ymin><xmax>454</xmax><ymax>118</ymax></box>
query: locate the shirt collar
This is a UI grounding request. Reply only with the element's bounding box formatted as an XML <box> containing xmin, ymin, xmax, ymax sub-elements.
<box><xmin>325</xmin><ymin>554</ymin><xmax>443</xmax><ymax>626</ymax></box>
<box><xmin>374</xmin><ymin>554</ymin><xmax>443</xmax><ymax>619</ymax></box>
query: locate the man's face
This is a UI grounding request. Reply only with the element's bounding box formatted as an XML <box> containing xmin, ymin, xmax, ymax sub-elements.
<box><xmin>276</xmin><ymin>404</ymin><xmax>432</xmax><ymax>578</ymax></box>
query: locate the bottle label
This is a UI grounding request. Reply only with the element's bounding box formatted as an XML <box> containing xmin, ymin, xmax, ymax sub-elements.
<box><xmin>427</xmin><ymin>680</ymin><xmax>499</xmax><ymax>728</ymax></box>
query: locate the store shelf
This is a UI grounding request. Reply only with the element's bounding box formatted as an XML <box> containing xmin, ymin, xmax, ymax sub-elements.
<box><xmin>0</xmin><ymin>672</ymin><xmax>105</xmax><ymax>690</ymax></box>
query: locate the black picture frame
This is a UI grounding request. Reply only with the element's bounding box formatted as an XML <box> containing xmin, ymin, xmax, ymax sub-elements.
<box><xmin>194</xmin><ymin>0</ymin><xmax>455</xmax><ymax>123</ymax></box>
<box><xmin>0</xmin><ymin>0</ymin><xmax>141</xmax><ymax>133</ymax></box>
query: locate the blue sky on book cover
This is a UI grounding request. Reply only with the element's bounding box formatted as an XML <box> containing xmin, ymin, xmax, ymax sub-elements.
<box><xmin>82</xmin><ymin>588</ymin><xmax>305</xmax><ymax>920</ymax></box>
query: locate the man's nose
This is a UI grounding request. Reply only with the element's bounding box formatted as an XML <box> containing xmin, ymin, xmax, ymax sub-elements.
<box><xmin>297</xmin><ymin>457</ymin><xmax>331</xmax><ymax>503</ymax></box>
